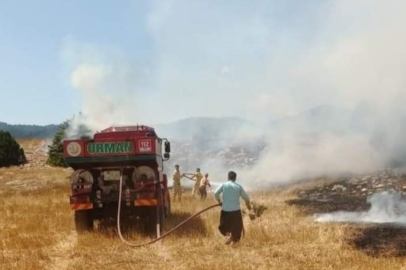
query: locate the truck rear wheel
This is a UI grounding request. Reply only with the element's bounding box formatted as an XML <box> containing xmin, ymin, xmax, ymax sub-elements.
<box><xmin>147</xmin><ymin>207</ymin><xmax>164</xmax><ymax>234</ymax></box>
<box><xmin>165</xmin><ymin>192</ymin><xmax>171</xmax><ymax>217</ymax></box>
<box><xmin>74</xmin><ymin>210</ymin><xmax>94</xmax><ymax>233</ymax></box>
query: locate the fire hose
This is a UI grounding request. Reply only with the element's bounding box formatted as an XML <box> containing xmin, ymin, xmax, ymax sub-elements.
<box><xmin>182</xmin><ymin>174</ymin><xmax>196</xmax><ymax>181</ymax></box>
<box><xmin>117</xmin><ymin>172</ymin><xmax>220</xmax><ymax>247</ymax></box>
<box><xmin>184</xmin><ymin>174</ymin><xmax>217</xmax><ymax>202</ymax></box>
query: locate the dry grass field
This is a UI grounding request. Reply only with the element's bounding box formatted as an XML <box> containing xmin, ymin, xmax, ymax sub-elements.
<box><xmin>1</xmin><ymin>139</ymin><xmax>406</xmax><ymax>269</ymax></box>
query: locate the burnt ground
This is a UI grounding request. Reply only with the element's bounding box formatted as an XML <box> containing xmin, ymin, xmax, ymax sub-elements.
<box><xmin>350</xmin><ymin>224</ymin><xmax>406</xmax><ymax>257</ymax></box>
<box><xmin>286</xmin><ymin>171</ymin><xmax>406</xmax><ymax>257</ymax></box>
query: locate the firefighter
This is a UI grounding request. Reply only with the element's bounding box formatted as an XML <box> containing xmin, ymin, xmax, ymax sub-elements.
<box><xmin>214</xmin><ymin>171</ymin><xmax>251</xmax><ymax>245</ymax></box>
<box><xmin>199</xmin><ymin>173</ymin><xmax>211</xmax><ymax>200</ymax></box>
<box><xmin>191</xmin><ymin>168</ymin><xmax>203</xmax><ymax>198</ymax></box>
<box><xmin>172</xmin><ymin>164</ymin><xmax>184</xmax><ymax>202</ymax></box>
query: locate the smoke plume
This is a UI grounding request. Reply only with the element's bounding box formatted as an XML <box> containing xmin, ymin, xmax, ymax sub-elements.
<box><xmin>63</xmin><ymin>0</ymin><xmax>406</xmax><ymax>186</ymax></box>
<box><xmin>316</xmin><ymin>192</ymin><xmax>406</xmax><ymax>225</ymax></box>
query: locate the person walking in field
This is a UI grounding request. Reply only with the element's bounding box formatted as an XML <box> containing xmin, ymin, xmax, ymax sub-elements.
<box><xmin>199</xmin><ymin>173</ymin><xmax>211</xmax><ymax>200</ymax></box>
<box><xmin>214</xmin><ymin>171</ymin><xmax>251</xmax><ymax>245</ymax></box>
<box><xmin>191</xmin><ymin>168</ymin><xmax>203</xmax><ymax>198</ymax></box>
<box><xmin>172</xmin><ymin>164</ymin><xmax>184</xmax><ymax>202</ymax></box>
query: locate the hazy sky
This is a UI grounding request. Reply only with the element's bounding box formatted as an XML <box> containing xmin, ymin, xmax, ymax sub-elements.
<box><xmin>1</xmin><ymin>0</ymin><xmax>405</xmax><ymax>127</ymax></box>
<box><xmin>0</xmin><ymin>0</ymin><xmax>326</xmax><ymax>125</ymax></box>
<box><xmin>0</xmin><ymin>1</ymin><xmax>150</xmax><ymax>124</ymax></box>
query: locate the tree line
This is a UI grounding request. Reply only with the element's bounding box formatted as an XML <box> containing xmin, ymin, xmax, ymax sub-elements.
<box><xmin>0</xmin><ymin>120</ymin><xmax>86</xmax><ymax>168</ymax></box>
<box><xmin>0</xmin><ymin>122</ymin><xmax>59</xmax><ymax>138</ymax></box>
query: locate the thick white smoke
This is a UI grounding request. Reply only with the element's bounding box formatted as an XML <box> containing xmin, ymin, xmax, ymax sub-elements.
<box><xmin>63</xmin><ymin>0</ymin><xmax>406</xmax><ymax>186</ymax></box>
<box><xmin>315</xmin><ymin>192</ymin><xmax>406</xmax><ymax>225</ymax></box>
<box><xmin>65</xmin><ymin>60</ymin><xmax>152</xmax><ymax>137</ymax></box>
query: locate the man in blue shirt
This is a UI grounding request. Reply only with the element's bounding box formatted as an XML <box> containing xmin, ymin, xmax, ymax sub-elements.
<box><xmin>214</xmin><ymin>171</ymin><xmax>251</xmax><ymax>244</ymax></box>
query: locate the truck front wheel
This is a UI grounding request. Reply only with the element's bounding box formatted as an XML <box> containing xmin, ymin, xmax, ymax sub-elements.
<box><xmin>74</xmin><ymin>210</ymin><xmax>94</xmax><ymax>233</ymax></box>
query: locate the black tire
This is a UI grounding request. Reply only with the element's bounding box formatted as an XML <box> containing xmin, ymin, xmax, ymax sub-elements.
<box><xmin>147</xmin><ymin>207</ymin><xmax>164</xmax><ymax>234</ymax></box>
<box><xmin>74</xmin><ymin>210</ymin><xmax>94</xmax><ymax>233</ymax></box>
<box><xmin>159</xmin><ymin>205</ymin><xmax>166</xmax><ymax>231</ymax></box>
<box><xmin>165</xmin><ymin>191</ymin><xmax>171</xmax><ymax>217</ymax></box>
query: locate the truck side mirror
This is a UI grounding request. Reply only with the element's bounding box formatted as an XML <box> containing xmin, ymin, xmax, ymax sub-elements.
<box><xmin>164</xmin><ymin>141</ymin><xmax>171</xmax><ymax>153</ymax></box>
<box><xmin>164</xmin><ymin>153</ymin><xmax>170</xmax><ymax>159</ymax></box>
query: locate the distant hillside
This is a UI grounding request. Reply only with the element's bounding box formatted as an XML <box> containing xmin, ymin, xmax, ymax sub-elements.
<box><xmin>269</xmin><ymin>105</ymin><xmax>352</xmax><ymax>133</ymax></box>
<box><xmin>0</xmin><ymin>122</ymin><xmax>59</xmax><ymax>138</ymax></box>
<box><xmin>156</xmin><ymin>117</ymin><xmax>257</xmax><ymax>147</ymax></box>
<box><xmin>155</xmin><ymin>117</ymin><xmax>266</xmax><ymax>173</ymax></box>
<box><xmin>0</xmin><ymin>117</ymin><xmax>253</xmax><ymax>140</ymax></box>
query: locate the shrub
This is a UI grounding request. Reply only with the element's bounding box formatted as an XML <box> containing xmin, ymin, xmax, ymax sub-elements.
<box><xmin>46</xmin><ymin>122</ymin><xmax>69</xmax><ymax>167</ymax></box>
<box><xmin>0</xmin><ymin>130</ymin><xmax>26</xmax><ymax>167</ymax></box>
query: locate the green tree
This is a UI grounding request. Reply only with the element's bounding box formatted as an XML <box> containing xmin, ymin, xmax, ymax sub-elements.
<box><xmin>0</xmin><ymin>131</ymin><xmax>26</xmax><ymax>167</ymax></box>
<box><xmin>46</xmin><ymin>122</ymin><xmax>69</xmax><ymax>167</ymax></box>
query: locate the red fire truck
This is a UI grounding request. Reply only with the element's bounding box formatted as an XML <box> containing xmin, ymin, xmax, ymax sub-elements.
<box><xmin>63</xmin><ymin>125</ymin><xmax>171</xmax><ymax>233</ymax></box>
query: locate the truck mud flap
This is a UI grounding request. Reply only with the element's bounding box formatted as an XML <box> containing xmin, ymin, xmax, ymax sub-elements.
<box><xmin>134</xmin><ymin>199</ymin><xmax>157</xmax><ymax>206</ymax></box>
<box><xmin>71</xmin><ymin>203</ymin><xmax>93</xmax><ymax>211</ymax></box>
